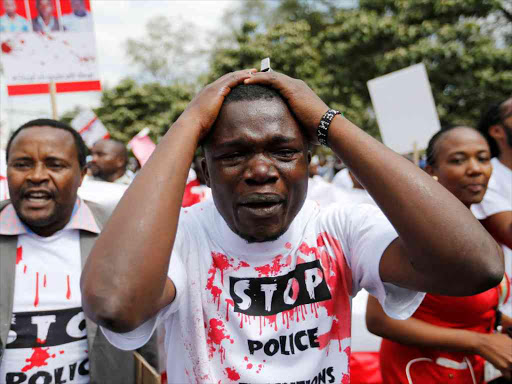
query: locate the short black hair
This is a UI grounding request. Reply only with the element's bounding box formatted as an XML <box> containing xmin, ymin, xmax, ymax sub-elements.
<box><xmin>478</xmin><ymin>102</ymin><xmax>505</xmax><ymax>158</ymax></box>
<box><xmin>223</xmin><ymin>84</ymin><xmax>284</xmax><ymax>105</ymax></box>
<box><xmin>6</xmin><ymin>118</ymin><xmax>88</xmax><ymax>168</ymax></box>
<box><xmin>426</xmin><ymin>125</ymin><xmax>484</xmax><ymax>167</ymax></box>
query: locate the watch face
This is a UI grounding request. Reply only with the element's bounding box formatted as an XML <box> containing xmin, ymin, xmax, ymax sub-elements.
<box><xmin>261</xmin><ymin>57</ymin><xmax>271</xmax><ymax>72</ymax></box>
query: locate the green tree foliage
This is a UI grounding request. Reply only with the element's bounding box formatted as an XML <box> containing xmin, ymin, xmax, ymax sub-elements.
<box><xmin>209</xmin><ymin>0</ymin><xmax>512</xmax><ymax>139</ymax></box>
<box><xmin>92</xmin><ymin>79</ymin><xmax>194</xmax><ymax>144</ymax></box>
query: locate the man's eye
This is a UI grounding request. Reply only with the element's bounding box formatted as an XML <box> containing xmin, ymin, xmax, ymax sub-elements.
<box><xmin>449</xmin><ymin>158</ymin><xmax>464</xmax><ymax>165</ymax></box>
<box><xmin>48</xmin><ymin>162</ymin><xmax>65</xmax><ymax>169</ymax></box>
<box><xmin>12</xmin><ymin>162</ymin><xmax>30</xmax><ymax>168</ymax></box>
<box><xmin>221</xmin><ymin>153</ymin><xmax>244</xmax><ymax>160</ymax></box>
<box><xmin>274</xmin><ymin>150</ymin><xmax>298</xmax><ymax>159</ymax></box>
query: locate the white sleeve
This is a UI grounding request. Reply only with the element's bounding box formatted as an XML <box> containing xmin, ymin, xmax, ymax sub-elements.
<box><xmin>101</xmin><ymin>225</ymin><xmax>189</xmax><ymax>350</ymax></box>
<box><xmin>324</xmin><ymin>204</ymin><xmax>425</xmax><ymax>320</ymax></box>
<box><xmin>472</xmin><ymin>184</ymin><xmax>512</xmax><ymax>220</ymax></box>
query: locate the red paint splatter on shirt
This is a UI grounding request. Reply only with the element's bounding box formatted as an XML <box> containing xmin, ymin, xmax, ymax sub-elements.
<box><xmin>285</xmin><ymin>242</ymin><xmax>292</xmax><ymax>249</ymax></box>
<box><xmin>247</xmin><ymin>363</ymin><xmax>253</xmax><ymax>369</ymax></box>
<box><xmin>21</xmin><ymin>347</ymin><xmax>56</xmax><ymax>372</ymax></box>
<box><xmin>43</xmin><ymin>274</ymin><xmax>47</xmax><ymax>288</ymax></box>
<box><xmin>1</xmin><ymin>42</ymin><xmax>12</xmax><ymax>54</ymax></box>
<box><xmin>66</xmin><ymin>275</ymin><xmax>71</xmax><ymax>300</ymax></box>
<box><xmin>206</xmin><ymin>252</ymin><xmax>249</xmax><ymax>308</ymax></box>
<box><xmin>225</xmin><ymin>299</ymin><xmax>234</xmax><ymax>321</ymax></box>
<box><xmin>254</xmin><ymin>254</ymin><xmax>287</xmax><ymax>277</ymax></box>
<box><xmin>298</xmin><ymin>242</ymin><xmax>320</xmax><ymax>259</ymax></box>
<box><xmin>24</xmin><ymin>265</ymin><xmax>27</xmax><ymax>274</ymax></box>
<box><xmin>206</xmin><ymin>318</ymin><xmax>234</xmax><ymax>361</ymax></box>
<box><xmin>16</xmin><ymin>246</ymin><xmax>23</xmax><ymax>264</ymax></box>
<box><xmin>225</xmin><ymin>367</ymin><xmax>240</xmax><ymax>381</ymax></box>
<box><xmin>212</xmin><ymin>252</ymin><xmax>233</xmax><ymax>285</ymax></box>
<box><xmin>34</xmin><ymin>272</ymin><xmax>39</xmax><ymax>307</ymax></box>
<box><xmin>36</xmin><ymin>338</ymin><xmax>46</xmax><ymax>344</ymax></box>
<box><xmin>59</xmin><ymin>350</ymin><xmax>64</xmax><ymax>354</ymax></box>
<box><xmin>314</xmin><ymin>232</ymin><xmax>352</xmax><ymax>351</ymax></box>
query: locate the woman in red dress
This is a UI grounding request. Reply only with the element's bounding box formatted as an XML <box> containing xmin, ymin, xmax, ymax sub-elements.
<box><xmin>366</xmin><ymin>126</ymin><xmax>512</xmax><ymax>384</ymax></box>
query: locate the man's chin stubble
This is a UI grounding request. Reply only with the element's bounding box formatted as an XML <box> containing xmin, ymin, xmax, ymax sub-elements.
<box><xmin>237</xmin><ymin>229</ymin><xmax>287</xmax><ymax>244</ymax></box>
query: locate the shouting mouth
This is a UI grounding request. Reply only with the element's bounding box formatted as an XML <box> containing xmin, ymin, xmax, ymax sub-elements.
<box><xmin>23</xmin><ymin>190</ymin><xmax>54</xmax><ymax>207</ymax></box>
<box><xmin>238</xmin><ymin>194</ymin><xmax>285</xmax><ymax>218</ymax></box>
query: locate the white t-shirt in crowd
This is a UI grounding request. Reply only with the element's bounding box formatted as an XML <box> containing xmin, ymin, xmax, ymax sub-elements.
<box><xmin>472</xmin><ymin>157</ymin><xmax>512</xmax><ymax>317</ymax></box>
<box><xmin>0</xmin><ymin>230</ymin><xmax>90</xmax><ymax>384</ymax></box>
<box><xmin>332</xmin><ymin>168</ymin><xmax>354</xmax><ymax>189</ymax></box>
<box><xmin>103</xmin><ymin>199</ymin><xmax>424</xmax><ymax>383</ymax></box>
<box><xmin>308</xmin><ymin>175</ymin><xmax>375</xmax><ymax>208</ymax></box>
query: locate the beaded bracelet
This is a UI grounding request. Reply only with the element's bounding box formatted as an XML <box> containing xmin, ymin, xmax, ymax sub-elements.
<box><xmin>317</xmin><ymin>109</ymin><xmax>341</xmax><ymax>147</ymax></box>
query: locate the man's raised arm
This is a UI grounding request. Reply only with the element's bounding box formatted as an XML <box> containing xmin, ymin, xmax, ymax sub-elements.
<box><xmin>80</xmin><ymin>70</ymin><xmax>256</xmax><ymax>332</ymax></box>
<box><xmin>244</xmin><ymin>72</ymin><xmax>503</xmax><ymax>296</ymax></box>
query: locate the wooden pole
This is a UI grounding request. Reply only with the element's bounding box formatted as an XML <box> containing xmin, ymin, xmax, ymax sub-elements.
<box><xmin>412</xmin><ymin>141</ymin><xmax>420</xmax><ymax>166</ymax></box>
<box><xmin>49</xmin><ymin>81</ymin><xmax>58</xmax><ymax>119</ymax></box>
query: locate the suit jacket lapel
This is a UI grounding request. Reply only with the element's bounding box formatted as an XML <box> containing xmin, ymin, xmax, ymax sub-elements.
<box><xmin>80</xmin><ymin>231</ymin><xmax>99</xmax><ymax>348</ymax></box>
<box><xmin>0</xmin><ymin>235</ymin><xmax>17</xmax><ymax>351</ymax></box>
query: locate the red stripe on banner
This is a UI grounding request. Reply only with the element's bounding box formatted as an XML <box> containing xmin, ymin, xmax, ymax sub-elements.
<box><xmin>56</xmin><ymin>81</ymin><xmax>102</xmax><ymax>93</ymax></box>
<box><xmin>7</xmin><ymin>83</ymin><xmax>50</xmax><ymax>96</ymax></box>
<box><xmin>78</xmin><ymin>117</ymin><xmax>98</xmax><ymax>134</ymax></box>
<box><xmin>7</xmin><ymin>81</ymin><xmax>102</xmax><ymax>96</ymax></box>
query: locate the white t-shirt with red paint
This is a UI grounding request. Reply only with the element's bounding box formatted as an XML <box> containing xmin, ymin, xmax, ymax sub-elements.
<box><xmin>0</xmin><ymin>230</ymin><xmax>90</xmax><ymax>384</ymax></box>
<box><xmin>103</xmin><ymin>199</ymin><xmax>424</xmax><ymax>384</ymax></box>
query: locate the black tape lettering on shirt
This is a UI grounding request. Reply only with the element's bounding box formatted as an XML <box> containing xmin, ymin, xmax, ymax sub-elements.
<box><xmin>230</xmin><ymin>260</ymin><xmax>331</xmax><ymax>316</ymax></box>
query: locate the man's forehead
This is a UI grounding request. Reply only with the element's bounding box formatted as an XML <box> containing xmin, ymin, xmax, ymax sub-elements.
<box><xmin>94</xmin><ymin>140</ymin><xmax>124</xmax><ymax>154</ymax></box>
<box><xmin>215</xmin><ymin>99</ymin><xmax>301</xmax><ymax>136</ymax></box>
<box><xmin>11</xmin><ymin>127</ymin><xmax>75</xmax><ymax>154</ymax></box>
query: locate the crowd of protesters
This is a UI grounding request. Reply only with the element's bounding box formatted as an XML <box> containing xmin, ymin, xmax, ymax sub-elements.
<box><xmin>0</xmin><ymin>69</ymin><xmax>510</xmax><ymax>384</ymax></box>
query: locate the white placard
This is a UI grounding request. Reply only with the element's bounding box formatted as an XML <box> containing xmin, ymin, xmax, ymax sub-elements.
<box><xmin>0</xmin><ymin>0</ymin><xmax>100</xmax><ymax>95</ymax></box>
<box><xmin>71</xmin><ymin>109</ymin><xmax>109</xmax><ymax>147</ymax></box>
<box><xmin>367</xmin><ymin>63</ymin><xmax>440</xmax><ymax>154</ymax></box>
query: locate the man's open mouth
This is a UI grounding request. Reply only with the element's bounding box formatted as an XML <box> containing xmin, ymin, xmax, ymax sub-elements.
<box><xmin>23</xmin><ymin>190</ymin><xmax>53</xmax><ymax>204</ymax></box>
<box><xmin>238</xmin><ymin>194</ymin><xmax>284</xmax><ymax>217</ymax></box>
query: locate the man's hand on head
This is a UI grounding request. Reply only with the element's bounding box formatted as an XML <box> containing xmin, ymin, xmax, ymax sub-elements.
<box><xmin>176</xmin><ymin>69</ymin><xmax>257</xmax><ymax>143</ymax></box>
<box><xmin>244</xmin><ymin>71</ymin><xmax>330</xmax><ymax>145</ymax></box>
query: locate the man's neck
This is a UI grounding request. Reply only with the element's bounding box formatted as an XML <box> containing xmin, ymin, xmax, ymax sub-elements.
<box><xmin>41</xmin><ymin>15</ymin><xmax>52</xmax><ymax>26</ymax></box>
<box><xmin>498</xmin><ymin>148</ymin><xmax>512</xmax><ymax>170</ymax></box>
<box><xmin>7</xmin><ymin>12</ymin><xmax>16</xmax><ymax>19</ymax></box>
<box><xmin>103</xmin><ymin>169</ymin><xmax>125</xmax><ymax>183</ymax></box>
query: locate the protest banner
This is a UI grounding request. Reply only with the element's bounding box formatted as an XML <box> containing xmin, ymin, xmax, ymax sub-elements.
<box><xmin>367</xmin><ymin>63</ymin><xmax>441</xmax><ymax>158</ymax></box>
<box><xmin>128</xmin><ymin>128</ymin><xmax>156</xmax><ymax>167</ymax></box>
<box><xmin>0</xmin><ymin>0</ymin><xmax>101</xmax><ymax>99</ymax></box>
<box><xmin>70</xmin><ymin>109</ymin><xmax>109</xmax><ymax>147</ymax></box>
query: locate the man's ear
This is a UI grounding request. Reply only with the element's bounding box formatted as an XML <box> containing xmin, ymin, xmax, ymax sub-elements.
<box><xmin>79</xmin><ymin>166</ymin><xmax>87</xmax><ymax>187</ymax></box>
<box><xmin>489</xmin><ymin>124</ymin><xmax>505</xmax><ymax>141</ymax></box>
<box><xmin>425</xmin><ymin>164</ymin><xmax>436</xmax><ymax>178</ymax></box>
<box><xmin>115</xmin><ymin>155</ymin><xmax>125</xmax><ymax>169</ymax></box>
<box><xmin>201</xmin><ymin>157</ymin><xmax>211</xmax><ymax>188</ymax></box>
